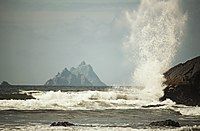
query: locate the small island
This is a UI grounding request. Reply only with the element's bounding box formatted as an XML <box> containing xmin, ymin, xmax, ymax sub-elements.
<box><xmin>45</xmin><ymin>61</ymin><xmax>106</xmax><ymax>86</ymax></box>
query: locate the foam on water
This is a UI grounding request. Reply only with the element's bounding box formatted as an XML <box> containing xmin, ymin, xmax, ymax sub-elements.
<box><xmin>0</xmin><ymin>89</ymin><xmax>199</xmax><ymax>116</ymax></box>
<box><xmin>0</xmin><ymin>89</ymin><xmax>145</xmax><ymax>110</ymax></box>
<box><xmin>124</xmin><ymin>0</ymin><xmax>187</xmax><ymax>100</ymax></box>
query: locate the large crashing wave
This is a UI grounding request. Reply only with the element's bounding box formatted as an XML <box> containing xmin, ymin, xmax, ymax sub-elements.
<box><xmin>124</xmin><ymin>0</ymin><xmax>187</xmax><ymax>100</ymax></box>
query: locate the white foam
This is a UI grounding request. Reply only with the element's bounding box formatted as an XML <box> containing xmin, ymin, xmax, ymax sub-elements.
<box><xmin>124</xmin><ymin>0</ymin><xmax>187</xmax><ymax>100</ymax></box>
<box><xmin>0</xmin><ymin>89</ymin><xmax>199</xmax><ymax>116</ymax></box>
<box><xmin>171</xmin><ymin>105</ymin><xmax>200</xmax><ymax>116</ymax></box>
<box><xmin>0</xmin><ymin>89</ymin><xmax>156</xmax><ymax>110</ymax></box>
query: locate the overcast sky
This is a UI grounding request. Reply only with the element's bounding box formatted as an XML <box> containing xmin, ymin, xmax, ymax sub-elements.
<box><xmin>0</xmin><ymin>0</ymin><xmax>199</xmax><ymax>85</ymax></box>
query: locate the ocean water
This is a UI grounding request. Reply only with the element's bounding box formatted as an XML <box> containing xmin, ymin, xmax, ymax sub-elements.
<box><xmin>0</xmin><ymin>86</ymin><xmax>199</xmax><ymax>131</ymax></box>
<box><xmin>0</xmin><ymin>0</ymin><xmax>198</xmax><ymax>130</ymax></box>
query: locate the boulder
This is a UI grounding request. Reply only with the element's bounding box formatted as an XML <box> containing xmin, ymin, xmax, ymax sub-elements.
<box><xmin>50</xmin><ymin>121</ymin><xmax>75</xmax><ymax>127</ymax></box>
<box><xmin>142</xmin><ymin>104</ymin><xmax>165</xmax><ymax>108</ymax></box>
<box><xmin>160</xmin><ymin>56</ymin><xmax>200</xmax><ymax>106</ymax></box>
<box><xmin>149</xmin><ymin>119</ymin><xmax>180</xmax><ymax>127</ymax></box>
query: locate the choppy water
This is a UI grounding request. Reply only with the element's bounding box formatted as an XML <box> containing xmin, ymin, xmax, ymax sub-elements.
<box><xmin>0</xmin><ymin>86</ymin><xmax>199</xmax><ymax>130</ymax></box>
<box><xmin>0</xmin><ymin>0</ymin><xmax>196</xmax><ymax>130</ymax></box>
<box><xmin>0</xmin><ymin>109</ymin><xmax>200</xmax><ymax>131</ymax></box>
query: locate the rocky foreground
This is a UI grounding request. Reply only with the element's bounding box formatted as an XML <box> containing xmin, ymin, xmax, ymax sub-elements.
<box><xmin>160</xmin><ymin>56</ymin><xmax>200</xmax><ymax>106</ymax></box>
<box><xmin>50</xmin><ymin>119</ymin><xmax>180</xmax><ymax>127</ymax></box>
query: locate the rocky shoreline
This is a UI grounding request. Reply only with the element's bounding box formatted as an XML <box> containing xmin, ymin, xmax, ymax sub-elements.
<box><xmin>160</xmin><ymin>56</ymin><xmax>200</xmax><ymax>106</ymax></box>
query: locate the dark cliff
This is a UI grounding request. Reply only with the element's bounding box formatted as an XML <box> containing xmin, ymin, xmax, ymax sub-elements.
<box><xmin>160</xmin><ymin>56</ymin><xmax>200</xmax><ymax>106</ymax></box>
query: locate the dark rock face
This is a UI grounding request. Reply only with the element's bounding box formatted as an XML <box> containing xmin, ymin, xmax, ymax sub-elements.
<box><xmin>149</xmin><ymin>119</ymin><xmax>180</xmax><ymax>127</ymax></box>
<box><xmin>160</xmin><ymin>56</ymin><xmax>200</xmax><ymax>106</ymax></box>
<box><xmin>0</xmin><ymin>81</ymin><xmax>35</xmax><ymax>100</ymax></box>
<box><xmin>0</xmin><ymin>93</ymin><xmax>35</xmax><ymax>100</ymax></box>
<box><xmin>142</xmin><ymin>104</ymin><xmax>165</xmax><ymax>108</ymax></box>
<box><xmin>50</xmin><ymin>121</ymin><xmax>75</xmax><ymax>127</ymax></box>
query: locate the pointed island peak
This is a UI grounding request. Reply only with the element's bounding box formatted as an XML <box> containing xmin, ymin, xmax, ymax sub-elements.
<box><xmin>79</xmin><ymin>61</ymin><xmax>86</xmax><ymax>66</ymax></box>
<box><xmin>45</xmin><ymin>61</ymin><xmax>106</xmax><ymax>86</ymax></box>
<box><xmin>63</xmin><ymin>67</ymin><xmax>68</xmax><ymax>71</ymax></box>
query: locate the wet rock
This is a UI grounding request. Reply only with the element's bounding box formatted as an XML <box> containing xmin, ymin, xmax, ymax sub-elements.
<box><xmin>50</xmin><ymin>121</ymin><xmax>75</xmax><ymax>127</ymax></box>
<box><xmin>142</xmin><ymin>104</ymin><xmax>165</xmax><ymax>108</ymax></box>
<box><xmin>0</xmin><ymin>93</ymin><xmax>35</xmax><ymax>100</ymax></box>
<box><xmin>160</xmin><ymin>56</ymin><xmax>200</xmax><ymax>106</ymax></box>
<box><xmin>149</xmin><ymin>119</ymin><xmax>180</xmax><ymax>127</ymax></box>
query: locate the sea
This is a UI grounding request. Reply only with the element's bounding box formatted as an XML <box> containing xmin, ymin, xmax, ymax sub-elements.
<box><xmin>0</xmin><ymin>86</ymin><xmax>199</xmax><ymax>131</ymax></box>
<box><xmin>1</xmin><ymin>0</ymin><xmax>199</xmax><ymax>130</ymax></box>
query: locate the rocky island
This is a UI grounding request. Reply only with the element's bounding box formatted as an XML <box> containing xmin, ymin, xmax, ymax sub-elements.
<box><xmin>45</xmin><ymin>61</ymin><xmax>106</xmax><ymax>86</ymax></box>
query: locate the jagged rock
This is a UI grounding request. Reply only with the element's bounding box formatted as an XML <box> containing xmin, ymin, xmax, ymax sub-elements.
<box><xmin>149</xmin><ymin>119</ymin><xmax>180</xmax><ymax>127</ymax></box>
<box><xmin>163</xmin><ymin>56</ymin><xmax>200</xmax><ymax>86</ymax></box>
<box><xmin>160</xmin><ymin>56</ymin><xmax>200</xmax><ymax>106</ymax></box>
<box><xmin>70</xmin><ymin>61</ymin><xmax>106</xmax><ymax>86</ymax></box>
<box><xmin>45</xmin><ymin>67</ymin><xmax>92</xmax><ymax>86</ymax></box>
<box><xmin>50</xmin><ymin>121</ymin><xmax>75</xmax><ymax>127</ymax></box>
<box><xmin>45</xmin><ymin>61</ymin><xmax>106</xmax><ymax>86</ymax></box>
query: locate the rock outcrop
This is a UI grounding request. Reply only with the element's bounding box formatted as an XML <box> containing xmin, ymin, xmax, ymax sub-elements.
<box><xmin>149</xmin><ymin>119</ymin><xmax>180</xmax><ymax>127</ymax></box>
<box><xmin>45</xmin><ymin>61</ymin><xmax>106</xmax><ymax>86</ymax></box>
<box><xmin>50</xmin><ymin>121</ymin><xmax>75</xmax><ymax>127</ymax></box>
<box><xmin>0</xmin><ymin>81</ymin><xmax>11</xmax><ymax>87</ymax></box>
<box><xmin>0</xmin><ymin>93</ymin><xmax>35</xmax><ymax>100</ymax></box>
<box><xmin>0</xmin><ymin>81</ymin><xmax>35</xmax><ymax>100</ymax></box>
<box><xmin>160</xmin><ymin>56</ymin><xmax>200</xmax><ymax>106</ymax></box>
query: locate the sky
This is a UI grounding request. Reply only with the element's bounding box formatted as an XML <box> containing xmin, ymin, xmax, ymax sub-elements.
<box><xmin>0</xmin><ymin>0</ymin><xmax>199</xmax><ymax>85</ymax></box>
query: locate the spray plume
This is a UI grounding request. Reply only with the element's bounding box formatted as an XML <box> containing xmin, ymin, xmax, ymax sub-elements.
<box><xmin>124</xmin><ymin>0</ymin><xmax>187</xmax><ymax>100</ymax></box>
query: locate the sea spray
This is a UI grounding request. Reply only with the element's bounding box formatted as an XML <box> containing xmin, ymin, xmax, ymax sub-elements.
<box><xmin>124</xmin><ymin>0</ymin><xmax>187</xmax><ymax>100</ymax></box>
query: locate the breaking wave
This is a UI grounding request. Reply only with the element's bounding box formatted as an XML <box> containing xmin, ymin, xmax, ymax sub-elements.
<box><xmin>0</xmin><ymin>89</ymin><xmax>199</xmax><ymax>116</ymax></box>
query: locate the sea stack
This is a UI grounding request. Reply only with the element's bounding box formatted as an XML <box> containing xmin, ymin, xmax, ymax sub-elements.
<box><xmin>160</xmin><ymin>56</ymin><xmax>200</xmax><ymax>106</ymax></box>
<box><xmin>45</xmin><ymin>61</ymin><xmax>106</xmax><ymax>86</ymax></box>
